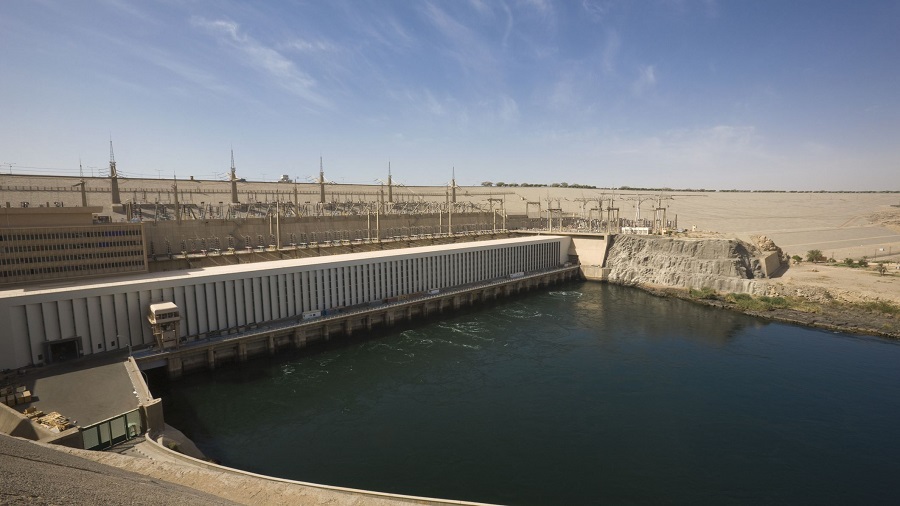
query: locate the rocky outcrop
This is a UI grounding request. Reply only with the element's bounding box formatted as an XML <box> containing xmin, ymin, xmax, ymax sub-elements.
<box><xmin>604</xmin><ymin>235</ymin><xmax>770</xmax><ymax>294</ymax></box>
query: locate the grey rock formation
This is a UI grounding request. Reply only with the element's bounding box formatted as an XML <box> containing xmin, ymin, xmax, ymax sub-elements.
<box><xmin>604</xmin><ymin>235</ymin><xmax>769</xmax><ymax>294</ymax></box>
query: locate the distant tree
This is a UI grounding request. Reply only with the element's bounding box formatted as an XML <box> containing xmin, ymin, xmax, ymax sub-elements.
<box><xmin>496</xmin><ymin>182</ymin><xmax>506</xmax><ymax>187</ymax></box>
<box><xmin>877</xmin><ymin>263</ymin><xmax>887</xmax><ymax>276</ymax></box>
<box><xmin>550</xmin><ymin>183</ymin><xmax>560</xmax><ymax>187</ymax></box>
<box><xmin>481</xmin><ymin>181</ymin><xmax>493</xmax><ymax>187</ymax></box>
<box><xmin>560</xmin><ymin>182</ymin><xmax>569</xmax><ymax>188</ymax></box>
<box><xmin>843</xmin><ymin>258</ymin><xmax>854</xmax><ymax>266</ymax></box>
<box><xmin>858</xmin><ymin>258</ymin><xmax>869</xmax><ymax>267</ymax></box>
<box><xmin>791</xmin><ymin>255</ymin><xmax>803</xmax><ymax>264</ymax></box>
<box><xmin>806</xmin><ymin>249</ymin><xmax>825</xmax><ymax>263</ymax></box>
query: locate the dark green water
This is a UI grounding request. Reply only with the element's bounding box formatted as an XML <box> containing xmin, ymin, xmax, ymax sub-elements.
<box><xmin>151</xmin><ymin>282</ymin><xmax>900</xmax><ymax>505</ymax></box>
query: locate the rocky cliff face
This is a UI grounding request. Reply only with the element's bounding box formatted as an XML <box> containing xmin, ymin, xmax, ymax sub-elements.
<box><xmin>604</xmin><ymin>235</ymin><xmax>768</xmax><ymax>294</ymax></box>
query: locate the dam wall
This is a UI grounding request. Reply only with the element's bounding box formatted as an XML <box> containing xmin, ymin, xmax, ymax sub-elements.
<box><xmin>0</xmin><ymin>236</ymin><xmax>570</xmax><ymax>371</ymax></box>
<box><xmin>603</xmin><ymin>235</ymin><xmax>775</xmax><ymax>294</ymax></box>
<box><xmin>136</xmin><ymin>266</ymin><xmax>580</xmax><ymax>378</ymax></box>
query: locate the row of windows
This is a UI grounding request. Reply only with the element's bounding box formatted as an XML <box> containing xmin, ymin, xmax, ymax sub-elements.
<box><xmin>2</xmin><ymin>240</ymin><xmax>143</xmax><ymax>254</ymax></box>
<box><xmin>0</xmin><ymin>228</ymin><xmax>141</xmax><ymax>242</ymax></box>
<box><xmin>0</xmin><ymin>249</ymin><xmax>145</xmax><ymax>266</ymax></box>
<box><xmin>1</xmin><ymin>260</ymin><xmax>145</xmax><ymax>278</ymax></box>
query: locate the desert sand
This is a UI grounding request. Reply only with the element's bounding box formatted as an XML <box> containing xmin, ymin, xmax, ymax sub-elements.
<box><xmin>772</xmin><ymin>261</ymin><xmax>900</xmax><ymax>305</ymax></box>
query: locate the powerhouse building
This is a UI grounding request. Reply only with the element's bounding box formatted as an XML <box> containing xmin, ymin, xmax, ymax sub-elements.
<box><xmin>0</xmin><ymin>207</ymin><xmax>148</xmax><ymax>287</ymax></box>
<box><xmin>0</xmin><ymin>235</ymin><xmax>571</xmax><ymax>371</ymax></box>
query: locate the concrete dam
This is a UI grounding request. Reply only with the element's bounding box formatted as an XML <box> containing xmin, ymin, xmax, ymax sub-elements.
<box><xmin>0</xmin><ymin>235</ymin><xmax>581</xmax><ymax>374</ymax></box>
<box><xmin>0</xmin><ymin>232</ymin><xmax>781</xmax><ymax>375</ymax></box>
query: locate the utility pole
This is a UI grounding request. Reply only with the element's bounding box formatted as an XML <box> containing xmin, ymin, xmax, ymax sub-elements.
<box><xmin>77</xmin><ymin>159</ymin><xmax>87</xmax><ymax>207</ymax></box>
<box><xmin>230</xmin><ymin>150</ymin><xmax>239</xmax><ymax>204</ymax></box>
<box><xmin>109</xmin><ymin>138</ymin><xmax>121</xmax><ymax>205</ymax></box>
<box><xmin>451</xmin><ymin>167</ymin><xmax>457</xmax><ymax>204</ymax></box>
<box><xmin>173</xmin><ymin>176</ymin><xmax>181</xmax><ymax>224</ymax></box>
<box><xmin>488</xmin><ymin>198</ymin><xmax>503</xmax><ymax>233</ymax></box>
<box><xmin>653</xmin><ymin>194</ymin><xmax>674</xmax><ymax>233</ymax></box>
<box><xmin>387</xmin><ymin>161</ymin><xmax>393</xmax><ymax>204</ymax></box>
<box><xmin>319</xmin><ymin>156</ymin><xmax>326</xmax><ymax>206</ymax></box>
<box><xmin>276</xmin><ymin>201</ymin><xmax>281</xmax><ymax>249</ymax></box>
<box><xmin>606</xmin><ymin>197</ymin><xmax>620</xmax><ymax>234</ymax></box>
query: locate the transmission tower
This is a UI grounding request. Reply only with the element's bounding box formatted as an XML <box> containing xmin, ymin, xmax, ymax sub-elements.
<box><xmin>319</xmin><ymin>156</ymin><xmax>326</xmax><ymax>205</ymax></box>
<box><xmin>230</xmin><ymin>149</ymin><xmax>239</xmax><ymax>204</ymax></box>
<box><xmin>109</xmin><ymin>138</ymin><xmax>121</xmax><ymax>204</ymax></box>
<box><xmin>387</xmin><ymin>161</ymin><xmax>393</xmax><ymax>203</ymax></box>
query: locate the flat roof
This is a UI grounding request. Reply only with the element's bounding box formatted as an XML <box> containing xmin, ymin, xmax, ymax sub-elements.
<box><xmin>149</xmin><ymin>302</ymin><xmax>179</xmax><ymax>311</ymax></box>
<box><xmin>1</xmin><ymin>235</ymin><xmax>566</xmax><ymax>300</ymax></box>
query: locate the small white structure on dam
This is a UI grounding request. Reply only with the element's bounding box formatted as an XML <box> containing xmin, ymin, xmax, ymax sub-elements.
<box><xmin>0</xmin><ymin>236</ymin><xmax>571</xmax><ymax>371</ymax></box>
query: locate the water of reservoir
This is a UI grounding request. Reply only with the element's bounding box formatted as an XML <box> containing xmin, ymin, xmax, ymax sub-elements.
<box><xmin>151</xmin><ymin>282</ymin><xmax>900</xmax><ymax>505</ymax></box>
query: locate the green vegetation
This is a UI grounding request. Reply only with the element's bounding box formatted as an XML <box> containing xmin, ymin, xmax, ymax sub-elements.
<box><xmin>806</xmin><ymin>249</ymin><xmax>825</xmax><ymax>263</ymax></box>
<box><xmin>850</xmin><ymin>299</ymin><xmax>899</xmax><ymax>316</ymax></box>
<box><xmin>485</xmin><ymin>181</ymin><xmax>598</xmax><ymax>189</ymax></box>
<box><xmin>689</xmin><ymin>286</ymin><xmax>718</xmax><ymax>300</ymax></box>
<box><xmin>791</xmin><ymin>255</ymin><xmax>803</xmax><ymax>263</ymax></box>
<box><xmin>843</xmin><ymin>257</ymin><xmax>854</xmax><ymax>266</ymax></box>
<box><xmin>721</xmin><ymin>292</ymin><xmax>897</xmax><ymax>316</ymax></box>
<box><xmin>725</xmin><ymin>293</ymin><xmax>794</xmax><ymax>311</ymax></box>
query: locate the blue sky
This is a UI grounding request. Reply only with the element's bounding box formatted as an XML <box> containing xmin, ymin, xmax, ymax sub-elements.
<box><xmin>1</xmin><ymin>0</ymin><xmax>898</xmax><ymax>190</ymax></box>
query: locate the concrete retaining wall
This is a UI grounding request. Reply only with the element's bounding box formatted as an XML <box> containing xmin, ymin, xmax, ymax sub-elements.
<box><xmin>0</xmin><ymin>402</ymin><xmax>55</xmax><ymax>440</ymax></box>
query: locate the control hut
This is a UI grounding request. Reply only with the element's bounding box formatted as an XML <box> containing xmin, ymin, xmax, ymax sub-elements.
<box><xmin>147</xmin><ymin>302</ymin><xmax>181</xmax><ymax>350</ymax></box>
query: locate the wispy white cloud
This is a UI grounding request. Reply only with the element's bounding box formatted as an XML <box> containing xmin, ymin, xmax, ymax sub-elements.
<box><xmin>497</xmin><ymin>95</ymin><xmax>520</xmax><ymax>123</ymax></box>
<box><xmin>424</xmin><ymin>90</ymin><xmax>447</xmax><ymax>116</ymax></box>
<box><xmin>95</xmin><ymin>30</ymin><xmax>241</xmax><ymax>99</ymax></box>
<box><xmin>278</xmin><ymin>38</ymin><xmax>338</xmax><ymax>54</ymax></box>
<box><xmin>192</xmin><ymin>17</ymin><xmax>330</xmax><ymax>109</ymax></box>
<box><xmin>597</xmin><ymin>125</ymin><xmax>766</xmax><ymax>170</ymax></box>
<box><xmin>97</xmin><ymin>0</ymin><xmax>158</xmax><ymax>24</ymax></box>
<box><xmin>602</xmin><ymin>29</ymin><xmax>620</xmax><ymax>74</ymax></box>
<box><xmin>632</xmin><ymin>64</ymin><xmax>656</xmax><ymax>96</ymax></box>
<box><xmin>421</xmin><ymin>2</ymin><xmax>496</xmax><ymax>77</ymax></box>
<box><xmin>661</xmin><ymin>0</ymin><xmax>719</xmax><ymax>18</ymax></box>
<box><xmin>581</xmin><ymin>0</ymin><xmax>616</xmax><ymax>21</ymax></box>
<box><xmin>500</xmin><ymin>2</ymin><xmax>515</xmax><ymax>48</ymax></box>
<box><xmin>469</xmin><ymin>0</ymin><xmax>492</xmax><ymax>16</ymax></box>
<box><xmin>519</xmin><ymin>0</ymin><xmax>552</xmax><ymax>13</ymax></box>
<box><xmin>548</xmin><ymin>72</ymin><xmax>578</xmax><ymax>110</ymax></box>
